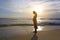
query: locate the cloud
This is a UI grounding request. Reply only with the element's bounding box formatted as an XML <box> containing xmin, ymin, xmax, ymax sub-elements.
<box><xmin>0</xmin><ymin>0</ymin><xmax>60</xmax><ymax>18</ymax></box>
<box><xmin>0</xmin><ymin>0</ymin><xmax>32</xmax><ymax>13</ymax></box>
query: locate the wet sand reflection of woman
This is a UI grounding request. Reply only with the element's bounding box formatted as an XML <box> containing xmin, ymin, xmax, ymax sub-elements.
<box><xmin>33</xmin><ymin>11</ymin><xmax>38</xmax><ymax>33</ymax></box>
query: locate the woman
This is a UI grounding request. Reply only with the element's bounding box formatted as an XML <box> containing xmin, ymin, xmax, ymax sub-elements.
<box><xmin>33</xmin><ymin>11</ymin><xmax>38</xmax><ymax>33</ymax></box>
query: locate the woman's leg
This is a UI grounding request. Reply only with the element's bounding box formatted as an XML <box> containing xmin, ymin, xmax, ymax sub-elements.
<box><xmin>35</xmin><ymin>28</ymin><xmax>37</xmax><ymax>33</ymax></box>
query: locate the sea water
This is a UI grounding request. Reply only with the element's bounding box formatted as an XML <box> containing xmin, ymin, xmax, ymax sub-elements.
<box><xmin>0</xmin><ymin>18</ymin><xmax>60</xmax><ymax>24</ymax></box>
<box><xmin>0</xmin><ymin>18</ymin><xmax>33</xmax><ymax>24</ymax></box>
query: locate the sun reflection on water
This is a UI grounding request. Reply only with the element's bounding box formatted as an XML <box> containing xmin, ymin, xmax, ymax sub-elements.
<box><xmin>37</xmin><ymin>17</ymin><xmax>42</xmax><ymax>23</ymax></box>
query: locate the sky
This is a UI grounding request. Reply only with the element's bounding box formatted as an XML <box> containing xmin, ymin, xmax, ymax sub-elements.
<box><xmin>0</xmin><ymin>0</ymin><xmax>60</xmax><ymax>18</ymax></box>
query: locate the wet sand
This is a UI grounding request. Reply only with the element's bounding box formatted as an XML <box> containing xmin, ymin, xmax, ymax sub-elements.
<box><xmin>0</xmin><ymin>29</ymin><xmax>60</xmax><ymax>40</ymax></box>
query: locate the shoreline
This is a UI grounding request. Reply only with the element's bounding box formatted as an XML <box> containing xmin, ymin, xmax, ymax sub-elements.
<box><xmin>0</xmin><ymin>23</ymin><xmax>60</xmax><ymax>27</ymax></box>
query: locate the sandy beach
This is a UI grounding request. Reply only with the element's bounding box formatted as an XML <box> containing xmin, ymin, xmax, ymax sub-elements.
<box><xmin>0</xmin><ymin>26</ymin><xmax>60</xmax><ymax>40</ymax></box>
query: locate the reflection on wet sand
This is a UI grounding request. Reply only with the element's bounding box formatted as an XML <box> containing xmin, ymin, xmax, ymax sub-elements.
<box><xmin>31</xmin><ymin>33</ymin><xmax>38</xmax><ymax>40</ymax></box>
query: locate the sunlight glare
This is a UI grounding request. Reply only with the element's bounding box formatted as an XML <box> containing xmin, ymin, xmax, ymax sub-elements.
<box><xmin>33</xmin><ymin>6</ymin><xmax>43</xmax><ymax>14</ymax></box>
<box><xmin>37</xmin><ymin>17</ymin><xmax>42</xmax><ymax>23</ymax></box>
<box><xmin>37</xmin><ymin>26</ymin><xmax>44</xmax><ymax>31</ymax></box>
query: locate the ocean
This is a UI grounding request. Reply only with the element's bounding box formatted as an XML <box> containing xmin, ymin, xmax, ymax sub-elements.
<box><xmin>0</xmin><ymin>18</ymin><xmax>33</xmax><ymax>24</ymax></box>
<box><xmin>0</xmin><ymin>18</ymin><xmax>60</xmax><ymax>25</ymax></box>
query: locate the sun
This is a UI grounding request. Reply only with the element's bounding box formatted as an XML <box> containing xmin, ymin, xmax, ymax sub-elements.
<box><xmin>33</xmin><ymin>6</ymin><xmax>43</xmax><ymax>14</ymax></box>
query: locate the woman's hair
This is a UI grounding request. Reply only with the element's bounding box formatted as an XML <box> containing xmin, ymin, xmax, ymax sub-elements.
<box><xmin>33</xmin><ymin>11</ymin><xmax>37</xmax><ymax>17</ymax></box>
<box><xmin>33</xmin><ymin>11</ymin><xmax>36</xmax><ymax>14</ymax></box>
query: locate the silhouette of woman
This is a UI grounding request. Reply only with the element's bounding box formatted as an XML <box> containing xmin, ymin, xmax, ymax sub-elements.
<box><xmin>33</xmin><ymin>11</ymin><xmax>37</xmax><ymax>33</ymax></box>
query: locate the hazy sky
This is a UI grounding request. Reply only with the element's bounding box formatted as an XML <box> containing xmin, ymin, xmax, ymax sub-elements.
<box><xmin>0</xmin><ymin>0</ymin><xmax>60</xmax><ymax>18</ymax></box>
